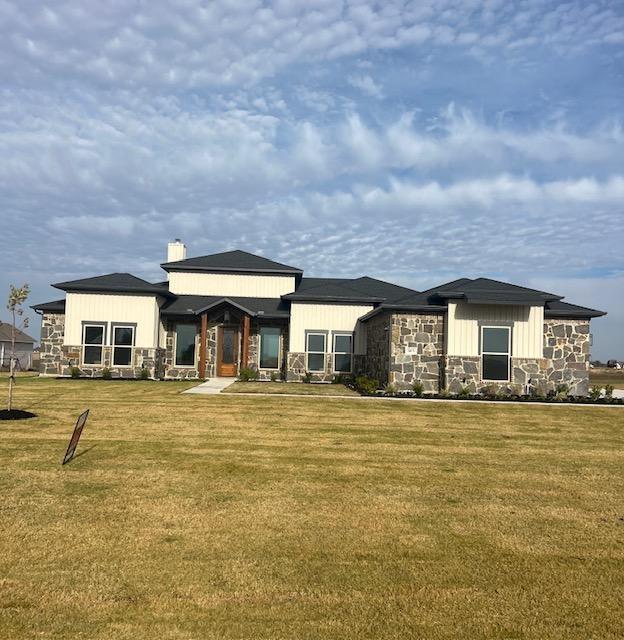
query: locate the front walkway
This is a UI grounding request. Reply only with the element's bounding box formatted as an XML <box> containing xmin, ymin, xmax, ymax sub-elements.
<box><xmin>182</xmin><ymin>377</ymin><xmax>235</xmax><ymax>395</ymax></box>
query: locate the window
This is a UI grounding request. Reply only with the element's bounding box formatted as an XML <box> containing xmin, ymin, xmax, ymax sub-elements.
<box><xmin>83</xmin><ymin>324</ymin><xmax>105</xmax><ymax>365</ymax></box>
<box><xmin>306</xmin><ymin>333</ymin><xmax>326</xmax><ymax>372</ymax></box>
<box><xmin>175</xmin><ymin>324</ymin><xmax>197</xmax><ymax>367</ymax></box>
<box><xmin>481</xmin><ymin>326</ymin><xmax>511</xmax><ymax>381</ymax></box>
<box><xmin>333</xmin><ymin>333</ymin><xmax>353</xmax><ymax>373</ymax></box>
<box><xmin>259</xmin><ymin>327</ymin><xmax>281</xmax><ymax>369</ymax></box>
<box><xmin>112</xmin><ymin>325</ymin><xmax>134</xmax><ymax>367</ymax></box>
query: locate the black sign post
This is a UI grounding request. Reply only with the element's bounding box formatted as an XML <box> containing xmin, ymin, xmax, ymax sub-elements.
<box><xmin>62</xmin><ymin>409</ymin><xmax>90</xmax><ymax>465</ymax></box>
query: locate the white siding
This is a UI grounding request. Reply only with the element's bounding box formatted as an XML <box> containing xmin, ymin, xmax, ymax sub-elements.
<box><xmin>447</xmin><ymin>302</ymin><xmax>544</xmax><ymax>358</ymax></box>
<box><xmin>64</xmin><ymin>293</ymin><xmax>161</xmax><ymax>348</ymax></box>
<box><xmin>289</xmin><ymin>302</ymin><xmax>373</xmax><ymax>353</ymax></box>
<box><xmin>168</xmin><ymin>272</ymin><xmax>296</xmax><ymax>297</ymax></box>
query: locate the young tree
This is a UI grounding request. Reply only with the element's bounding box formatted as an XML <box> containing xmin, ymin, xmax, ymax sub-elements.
<box><xmin>3</xmin><ymin>284</ymin><xmax>30</xmax><ymax>411</ymax></box>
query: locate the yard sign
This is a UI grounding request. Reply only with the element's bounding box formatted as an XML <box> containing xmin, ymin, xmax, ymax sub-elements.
<box><xmin>62</xmin><ymin>409</ymin><xmax>90</xmax><ymax>465</ymax></box>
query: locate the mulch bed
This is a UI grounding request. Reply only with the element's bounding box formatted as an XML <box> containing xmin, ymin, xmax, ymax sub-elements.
<box><xmin>0</xmin><ymin>409</ymin><xmax>37</xmax><ymax>420</ymax></box>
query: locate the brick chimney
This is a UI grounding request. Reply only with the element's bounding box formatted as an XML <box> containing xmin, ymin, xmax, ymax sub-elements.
<box><xmin>167</xmin><ymin>239</ymin><xmax>186</xmax><ymax>263</ymax></box>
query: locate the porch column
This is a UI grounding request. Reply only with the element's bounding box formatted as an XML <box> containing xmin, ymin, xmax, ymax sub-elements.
<box><xmin>241</xmin><ymin>314</ymin><xmax>250</xmax><ymax>369</ymax></box>
<box><xmin>199</xmin><ymin>313</ymin><xmax>207</xmax><ymax>379</ymax></box>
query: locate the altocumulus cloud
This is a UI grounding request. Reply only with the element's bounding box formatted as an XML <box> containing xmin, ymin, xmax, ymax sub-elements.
<box><xmin>0</xmin><ymin>0</ymin><xmax>623</xmax><ymax>359</ymax></box>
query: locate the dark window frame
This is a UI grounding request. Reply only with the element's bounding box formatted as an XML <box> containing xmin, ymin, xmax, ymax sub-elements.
<box><xmin>480</xmin><ymin>325</ymin><xmax>511</xmax><ymax>382</ymax></box>
<box><xmin>111</xmin><ymin>324</ymin><xmax>135</xmax><ymax>368</ymax></box>
<box><xmin>332</xmin><ymin>332</ymin><xmax>353</xmax><ymax>374</ymax></box>
<box><xmin>81</xmin><ymin>322</ymin><xmax>106</xmax><ymax>366</ymax></box>
<box><xmin>305</xmin><ymin>330</ymin><xmax>327</xmax><ymax>372</ymax></box>
<box><xmin>259</xmin><ymin>326</ymin><xmax>282</xmax><ymax>370</ymax></box>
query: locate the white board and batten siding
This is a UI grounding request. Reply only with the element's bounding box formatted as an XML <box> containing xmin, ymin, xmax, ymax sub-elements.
<box><xmin>168</xmin><ymin>272</ymin><xmax>296</xmax><ymax>297</ymax></box>
<box><xmin>64</xmin><ymin>293</ymin><xmax>161</xmax><ymax>348</ymax></box>
<box><xmin>289</xmin><ymin>302</ymin><xmax>373</xmax><ymax>354</ymax></box>
<box><xmin>446</xmin><ymin>302</ymin><xmax>544</xmax><ymax>358</ymax></box>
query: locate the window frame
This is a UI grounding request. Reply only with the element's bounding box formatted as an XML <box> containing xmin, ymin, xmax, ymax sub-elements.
<box><xmin>174</xmin><ymin>323</ymin><xmax>198</xmax><ymax>368</ymax></box>
<box><xmin>305</xmin><ymin>331</ymin><xmax>327</xmax><ymax>372</ymax></box>
<box><xmin>111</xmin><ymin>324</ymin><xmax>135</xmax><ymax>368</ymax></box>
<box><xmin>81</xmin><ymin>322</ymin><xmax>106</xmax><ymax>367</ymax></box>
<box><xmin>258</xmin><ymin>326</ymin><xmax>282</xmax><ymax>371</ymax></box>
<box><xmin>480</xmin><ymin>325</ymin><xmax>511</xmax><ymax>382</ymax></box>
<box><xmin>332</xmin><ymin>332</ymin><xmax>353</xmax><ymax>374</ymax></box>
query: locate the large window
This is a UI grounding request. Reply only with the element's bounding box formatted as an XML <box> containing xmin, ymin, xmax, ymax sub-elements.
<box><xmin>481</xmin><ymin>326</ymin><xmax>511</xmax><ymax>381</ymax></box>
<box><xmin>333</xmin><ymin>333</ymin><xmax>353</xmax><ymax>373</ymax></box>
<box><xmin>83</xmin><ymin>324</ymin><xmax>105</xmax><ymax>365</ymax></box>
<box><xmin>112</xmin><ymin>325</ymin><xmax>134</xmax><ymax>367</ymax></box>
<box><xmin>306</xmin><ymin>333</ymin><xmax>326</xmax><ymax>372</ymax></box>
<box><xmin>259</xmin><ymin>327</ymin><xmax>281</xmax><ymax>369</ymax></box>
<box><xmin>175</xmin><ymin>324</ymin><xmax>197</xmax><ymax>367</ymax></box>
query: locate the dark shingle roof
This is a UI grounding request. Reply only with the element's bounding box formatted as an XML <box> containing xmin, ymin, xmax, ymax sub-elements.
<box><xmin>161</xmin><ymin>249</ymin><xmax>302</xmax><ymax>274</ymax></box>
<box><xmin>31</xmin><ymin>299</ymin><xmax>66</xmax><ymax>313</ymax></box>
<box><xmin>53</xmin><ymin>273</ymin><xmax>173</xmax><ymax>296</ymax></box>
<box><xmin>161</xmin><ymin>296</ymin><xmax>290</xmax><ymax>318</ymax></box>
<box><xmin>544</xmin><ymin>300</ymin><xmax>606</xmax><ymax>319</ymax></box>
<box><xmin>0</xmin><ymin>324</ymin><xmax>35</xmax><ymax>343</ymax></box>
<box><xmin>285</xmin><ymin>276</ymin><xmax>419</xmax><ymax>303</ymax></box>
<box><xmin>428</xmin><ymin>277</ymin><xmax>562</xmax><ymax>304</ymax></box>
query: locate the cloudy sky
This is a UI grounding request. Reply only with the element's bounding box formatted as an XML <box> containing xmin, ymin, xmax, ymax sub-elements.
<box><xmin>1</xmin><ymin>0</ymin><xmax>623</xmax><ymax>359</ymax></box>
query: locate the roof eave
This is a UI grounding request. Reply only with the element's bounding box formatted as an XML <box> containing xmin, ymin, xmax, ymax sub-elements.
<box><xmin>160</xmin><ymin>263</ymin><xmax>303</xmax><ymax>275</ymax></box>
<box><xmin>283</xmin><ymin>294</ymin><xmax>384</xmax><ymax>304</ymax></box>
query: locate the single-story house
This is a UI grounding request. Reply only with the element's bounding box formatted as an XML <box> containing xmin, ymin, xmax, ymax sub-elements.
<box><xmin>0</xmin><ymin>323</ymin><xmax>35</xmax><ymax>370</ymax></box>
<box><xmin>33</xmin><ymin>241</ymin><xmax>606</xmax><ymax>395</ymax></box>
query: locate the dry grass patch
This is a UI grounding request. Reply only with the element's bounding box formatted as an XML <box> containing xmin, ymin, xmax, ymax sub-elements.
<box><xmin>0</xmin><ymin>376</ymin><xmax>623</xmax><ymax>639</ymax></box>
<box><xmin>590</xmin><ymin>367</ymin><xmax>624</xmax><ymax>389</ymax></box>
<box><xmin>223</xmin><ymin>381</ymin><xmax>359</xmax><ymax>396</ymax></box>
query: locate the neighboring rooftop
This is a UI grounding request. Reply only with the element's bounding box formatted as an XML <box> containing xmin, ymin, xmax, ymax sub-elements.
<box><xmin>0</xmin><ymin>323</ymin><xmax>35</xmax><ymax>343</ymax></box>
<box><xmin>161</xmin><ymin>249</ymin><xmax>303</xmax><ymax>275</ymax></box>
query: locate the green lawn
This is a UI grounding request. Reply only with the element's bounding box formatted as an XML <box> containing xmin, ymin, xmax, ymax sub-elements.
<box><xmin>1</xmin><ymin>376</ymin><xmax>623</xmax><ymax>639</ymax></box>
<box><xmin>590</xmin><ymin>367</ymin><xmax>624</xmax><ymax>390</ymax></box>
<box><xmin>223</xmin><ymin>381</ymin><xmax>359</xmax><ymax>395</ymax></box>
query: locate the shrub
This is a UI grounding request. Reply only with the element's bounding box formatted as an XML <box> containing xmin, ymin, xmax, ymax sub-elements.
<box><xmin>238</xmin><ymin>367</ymin><xmax>259</xmax><ymax>382</ymax></box>
<box><xmin>412</xmin><ymin>381</ymin><xmax>424</xmax><ymax>397</ymax></box>
<box><xmin>139</xmin><ymin>368</ymin><xmax>149</xmax><ymax>380</ymax></box>
<box><xmin>101</xmin><ymin>368</ymin><xmax>112</xmax><ymax>380</ymax></box>
<box><xmin>481</xmin><ymin>383</ymin><xmax>498</xmax><ymax>399</ymax></box>
<box><xmin>354</xmin><ymin>375</ymin><xmax>378</xmax><ymax>396</ymax></box>
<box><xmin>383</xmin><ymin>383</ymin><xmax>397</xmax><ymax>396</ymax></box>
<box><xmin>70</xmin><ymin>366</ymin><xmax>81</xmax><ymax>379</ymax></box>
<box><xmin>604</xmin><ymin>384</ymin><xmax>614</xmax><ymax>399</ymax></box>
<box><xmin>332</xmin><ymin>374</ymin><xmax>344</xmax><ymax>384</ymax></box>
<box><xmin>301</xmin><ymin>371</ymin><xmax>312</xmax><ymax>384</ymax></box>
<box><xmin>438</xmin><ymin>388</ymin><xmax>450</xmax><ymax>398</ymax></box>
<box><xmin>458</xmin><ymin>385</ymin><xmax>470</xmax><ymax>398</ymax></box>
<box><xmin>270</xmin><ymin>371</ymin><xmax>278</xmax><ymax>382</ymax></box>
<box><xmin>555</xmin><ymin>383</ymin><xmax>570</xmax><ymax>401</ymax></box>
<box><xmin>589</xmin><ymin>385</ymin><xmax>602</xmax><ymax>401</ymax></box>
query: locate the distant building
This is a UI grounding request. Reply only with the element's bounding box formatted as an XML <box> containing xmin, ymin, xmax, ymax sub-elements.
<box><xmin>0</xmin><ymin>323</ymin><xmax>35</xmax><ymax>370</ymax></box>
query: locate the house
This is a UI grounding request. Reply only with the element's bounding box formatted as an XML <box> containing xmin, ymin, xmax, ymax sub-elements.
<box><xmin>0</xmin><ymin>323</ymin><xmax>35</xmax><ymax>370</ymax></box>
<box><xmin>33</xmin><ymin>241</ymin><xmax>606</xmax><ymax>395</ymax></box>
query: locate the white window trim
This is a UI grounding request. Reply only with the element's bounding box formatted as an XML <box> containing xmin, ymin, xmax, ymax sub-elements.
<box><xmin>258</xmin><ymin>327</ymin><xmax>282</xmax><ymax>371</ymax></box>
<box><xmin>306</xmin><ymin>332</ymin><xmax>326</xmax><ymax>372</ymax></box>
<box><xmin>174</xmin><ymin>324</ymin><xmax>198</xmax><ymax>368</ymax></box>
<box><xmin>332</xmin><ymin>332</ymin><xmax>353</xmax><ymax>374</ymax></box>
<box><xmin>481</xmin><ymin>325</ymin><xmax>511</xmax><ymax>382</ymax></box>
<box><xmin>82</xmin><ymin>323</ymin><xmax>105</xmax><ymax>367</ymax></box>
<box><xmin>112</xmin><ymin>325</ymin><xmax>135</xmax><ymax>368</ymax></box>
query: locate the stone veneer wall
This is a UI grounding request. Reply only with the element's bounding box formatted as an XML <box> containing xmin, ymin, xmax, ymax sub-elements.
<box><xmin>362</xmin><ymin>312</ymin><xmax>391</xmax><ymax>385</ymax></box>
<box><xmin>39</xmin><ymin>313</ymin><xmax>66</xmax><ymax>375</ymax></box>
<box><xmin>443</xmin><ymin>319</ymin><xmax>591</xmax><ymax>396</ymax></box>
<box><xmin>286</xmin><ymin>352</ymin><xmax>335</xmax><ymax>382</ymax></box>
<box><xmin>389</xmin><ymin>313</ymin><xmax>444</xmax><ymax>392</ymax></box>
<box><xmin>39</xmin><ymin>312</ymin><xmax>164</xmax><ymax>378</ymax></box>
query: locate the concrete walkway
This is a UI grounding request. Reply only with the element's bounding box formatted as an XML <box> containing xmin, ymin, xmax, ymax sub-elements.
<box><xmin>182</xmin><ymin>377</ymin><xmax>235</xmax><ymax>395</ymax></box>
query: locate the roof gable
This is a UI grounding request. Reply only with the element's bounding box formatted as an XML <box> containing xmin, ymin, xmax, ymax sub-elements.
<box><xmin>161</xmin><ymin>249</ymin><xmax>302</xmax><ymax>274</ymax></box>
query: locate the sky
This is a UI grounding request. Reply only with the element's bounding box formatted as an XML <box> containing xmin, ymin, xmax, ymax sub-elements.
<box><xmin>0</xmin><ymin>0</ymin><xmax>623</xmax><ymax>360</ymax></box>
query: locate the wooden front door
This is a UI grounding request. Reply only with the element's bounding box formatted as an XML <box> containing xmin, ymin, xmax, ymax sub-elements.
<box><xmin>217</xmin><ymin>326</ymin><xmax>239</xmax><ymax>377</ymax></box>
